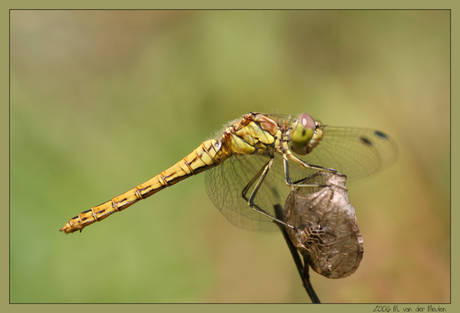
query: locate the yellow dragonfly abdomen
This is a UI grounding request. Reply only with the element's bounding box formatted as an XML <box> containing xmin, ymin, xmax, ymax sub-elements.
<box><xmin>59</xmin><ymin>138</ymin><xmax>227</xmax><ymax>233</ymax></box>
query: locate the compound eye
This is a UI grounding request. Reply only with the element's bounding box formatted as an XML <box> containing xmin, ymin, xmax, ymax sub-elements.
<box><xmin>291</xmin><ymin>113</ymin><xmax>316</xmax><ymax>150</ymax></box>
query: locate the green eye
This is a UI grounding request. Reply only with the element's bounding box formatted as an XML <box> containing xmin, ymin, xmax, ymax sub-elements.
<box><xmin>291</xmin><ymin>113</ymin><xmax>315</xmax><ymax>153</ymax></box>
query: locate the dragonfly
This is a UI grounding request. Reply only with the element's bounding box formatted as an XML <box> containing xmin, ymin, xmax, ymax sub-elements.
<box><xmin>60</xmin><ymin>112</ymin><xmax>398</xmax><ymax>234</ymax></box>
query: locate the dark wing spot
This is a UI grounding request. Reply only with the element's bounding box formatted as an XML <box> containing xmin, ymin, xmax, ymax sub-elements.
<box><xmin>360</xmin><ymin>136</ymin><xmax>373</xmax><ymax>146</ymax></box>
<box><xmin>374</xmin><ymin>130</ymin><xmax>388</xmax><ymax>139</ymax></box>
<box><xmin>302</xmin><ymin>129</ymin><xmax>306</xmax><ymax>136</ymax></box>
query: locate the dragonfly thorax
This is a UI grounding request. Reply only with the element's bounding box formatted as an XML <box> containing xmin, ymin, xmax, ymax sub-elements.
<box><xmin>220</xmin><ymin>112</ymin><xmax>282</xmax><ymax>157</ymax></box>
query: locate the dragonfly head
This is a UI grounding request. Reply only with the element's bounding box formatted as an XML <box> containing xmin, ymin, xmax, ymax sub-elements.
<box><xmin>290</xmin><ymin>113</ymin><xmax>320</xmax><ymax>155</ymax></box>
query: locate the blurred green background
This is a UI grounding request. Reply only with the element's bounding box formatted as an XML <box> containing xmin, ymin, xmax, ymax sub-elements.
<box><xmin>10</xmin><ymin>10</ymin><xmax>449</xmax><ymax>303</ymax></box>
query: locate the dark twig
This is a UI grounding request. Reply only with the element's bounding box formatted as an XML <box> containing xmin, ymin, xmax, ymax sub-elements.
<box><xmin>273</xmin><ymin>204</ymin><xmax>321</xmax><ymax>303</ymax></box>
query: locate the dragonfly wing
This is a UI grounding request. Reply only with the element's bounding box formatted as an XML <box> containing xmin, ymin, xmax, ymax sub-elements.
<box><xmin>205</xmin><ymin>154</ymin><xmax>279</xmax><ymax>231</ymax></box>
<box><xmin>205</xmin><ymin>153</ymin><xmax>320</xmax><ymax>231</ymax></box>
<box><xmin>301</xmin><ymin>126</ymin><xmax>398</xmax><ymax>182</ymax></box>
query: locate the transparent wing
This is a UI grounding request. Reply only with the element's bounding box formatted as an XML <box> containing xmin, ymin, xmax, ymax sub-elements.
<box><xmin>266</xmin><ymin>113</ymin><xmax>398</xmax><ymax>181</ymax></box>
<box><xmin>300</xmin><ymin>126</ymin><xmax>398</xmax><ymax>182</ymax></box>
<box><xmin>205</xmin><ymin>153</ymin><xmax>318</xmax><ymax>231</ymax></box>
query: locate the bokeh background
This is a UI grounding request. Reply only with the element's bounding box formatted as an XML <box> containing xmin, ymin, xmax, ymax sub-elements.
<box><xmin>10</xmin><ymin>10</ymin><xmax>450</xmax><ymax>303</ymax></box>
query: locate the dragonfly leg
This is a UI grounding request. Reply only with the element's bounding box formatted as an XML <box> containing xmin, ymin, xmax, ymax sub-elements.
<box><xmin>283</xmin><ymin>151</ymin><xmax>338</xmax><ymax>188</ymax></box>
<box><xmin>241</xmin><ymin>158</ymin><xmax>299</xmax><ymax>232</ymax></box>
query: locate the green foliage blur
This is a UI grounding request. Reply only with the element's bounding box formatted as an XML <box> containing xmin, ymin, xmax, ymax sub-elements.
<box><xmin>10</xmin><ymin>10</ymin><xmax>449</xmax><ymax>303</ymax></box>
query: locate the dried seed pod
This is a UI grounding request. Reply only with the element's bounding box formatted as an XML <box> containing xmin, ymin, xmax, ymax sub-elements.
<box><xmin>284</xmin><ymin>172</ymin><xmax>364</xmax><ymax>279</ymax></box>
